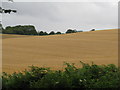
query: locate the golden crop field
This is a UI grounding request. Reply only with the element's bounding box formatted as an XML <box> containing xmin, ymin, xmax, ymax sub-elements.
<box><xmin>2</xmin><ymin>29</ymin><xmax>118</xmax><ymax>73</ymax></box>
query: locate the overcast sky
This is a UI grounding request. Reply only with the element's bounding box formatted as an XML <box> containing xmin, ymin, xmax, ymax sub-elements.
<box><xmin>1</xmin><ymin>1</ymin><xmax>118</xmax><ymax>32</ymax></box>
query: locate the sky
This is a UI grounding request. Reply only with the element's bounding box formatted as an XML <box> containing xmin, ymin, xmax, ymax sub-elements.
<box><xmin>1</xmin><ymin>1</ymin><xmax>118</xmax><ymax>32</ymax></box>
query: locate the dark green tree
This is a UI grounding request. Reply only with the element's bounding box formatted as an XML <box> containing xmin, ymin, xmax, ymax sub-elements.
<box><xmin>43</xmin><ymin>32</ymin><xmax>48</xmax><ymax>35</ymax></box>
<box><xmin>39</xmin><ymin>31</ymin><xmax>44</xmax><ymax>35</ymax></box>
<box><xmin>38</xmin><ymin>31</ymin><xmax>48</xmax><ymax>36</ymax></box>
<box><xmin>49</xmin><ymin>31</ymin><xmax>55</xmax><ymax>35</ymax></box>
<box><xmin>56</xmin><ymin>31</ymin><xmax>61</xmax><ymax>34</ymax></box>
<box><xmin>91</xmin><ymin>29</ymin><xmax>95</xmax><ymax>31</ymax></box>
<box><xmin>3</xmin><ymin>25</ymin><xmax>38</xmax><ymax>35</ymax></box>
<box><xmin>66</xmin><ymin>29</ymin><xmax>77</xmax><ymax>34</ymax></box>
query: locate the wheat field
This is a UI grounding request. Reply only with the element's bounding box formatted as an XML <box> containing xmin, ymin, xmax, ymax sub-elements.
<box><xmin>2</xmin><ymin>29</ymin><xmax>118</xmax><ymax>73</ymax></box>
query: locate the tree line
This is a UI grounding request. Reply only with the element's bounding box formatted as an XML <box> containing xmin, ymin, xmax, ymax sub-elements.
<box><xmin>1</xmin><ymin>25</ymin><xmax>85</xmax><ymax>36</ymax></box>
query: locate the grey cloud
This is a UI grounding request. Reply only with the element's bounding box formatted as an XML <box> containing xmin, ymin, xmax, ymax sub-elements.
<box><xmin>2</xmin><ymin>2</ymin><xmax>117</xmax><ymax>32</ymax></box>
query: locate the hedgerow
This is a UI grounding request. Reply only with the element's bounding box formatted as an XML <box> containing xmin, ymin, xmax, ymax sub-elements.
<box><xmin>2</xmin><ymin>62</ymin><xmax>120</xmax><ymax>89</ymax></box>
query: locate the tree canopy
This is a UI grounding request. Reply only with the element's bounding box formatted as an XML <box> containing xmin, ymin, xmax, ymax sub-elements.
<box><xmin>66</xmin><ymin>29</ymin><xmax>77</xmax><ymax>34</ymax></box>
<box><xmin>49</xmin><ymin>31</ymin><xmax>55</xmax><ymax>35</ymax></box>
<box><xmin>56</xmin><ymin>31</ymin><xmax>62</xmax><ymax>34</ymax></box>
<box><xmin>38</xmin><ymin>31</ymin><xmax>48</xmax><ymax>36</ymax></box>
<box><xmin>91</xmin><ymin>29</ymin><xmax>95</xmax><ymax>31</ymax></box>
<box><xmin>0</xmin><ymin>0</ymin><xmax>17</xmax><ymax>14</ymax></box>
<box><xmin>2</xmin><ymin>25</ymin><xmax>38</xmax><ymax>35</ymax></box>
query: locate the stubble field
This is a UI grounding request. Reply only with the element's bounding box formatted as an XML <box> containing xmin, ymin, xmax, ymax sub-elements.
<box><xmin>2</xmin><ymin>29</ymin><xmax>118</xmax><ymax>73</ymax></box>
